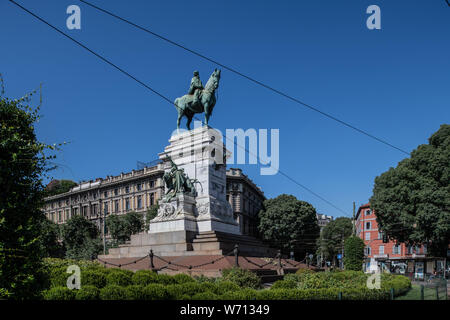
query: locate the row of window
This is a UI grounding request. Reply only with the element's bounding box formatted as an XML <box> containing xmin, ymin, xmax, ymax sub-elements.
<box><xmin>48</xmin><ymin>180</ymin><xmax>157</xmax><ymax>209</ymax></box>
<box><xmin>365</xmin><ymin>244</ymin><xmax>427</xmax><ymax>256</ymax></box>
<box><xmin>47</xmin><ymin>193</ymin><xmax>156</xmax><ymax>222</ymax></box>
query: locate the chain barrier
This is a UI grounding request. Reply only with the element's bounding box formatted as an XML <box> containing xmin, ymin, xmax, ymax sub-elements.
<box><xmin>96</xmin><ymin>245</ymin><xmax>308</xmax><ymax>272</ymax></box>
<box><xmin>152</xmin><ymin>248</ymin><xmax>235</xmax><ymax>271</ymax></box>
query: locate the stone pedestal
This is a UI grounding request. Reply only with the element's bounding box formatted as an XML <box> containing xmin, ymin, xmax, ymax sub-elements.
<box><xmin>149</xmin><ymin>126</ymin><xmax>240</xmax><ymax>237</ymax></box>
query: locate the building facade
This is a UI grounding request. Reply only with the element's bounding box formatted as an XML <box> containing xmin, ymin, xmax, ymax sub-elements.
<box><xmin>356</xmin><ymin>203</ymin><xmax>446</xmax><ymax>279</ymax></box>
<box><xmin>226</xmin><ymin>168</ymin><xmax>265</xmax><ymax>237</ymax></box>
<box><xmin>43</xmin><ymin>165</ymin><xmax>265</xmax><ymax>238</ymax></box>
<box><xmin>317</xmin><ymin>214</ymin><xmax>333</xmax><ymax>230</ymax></box>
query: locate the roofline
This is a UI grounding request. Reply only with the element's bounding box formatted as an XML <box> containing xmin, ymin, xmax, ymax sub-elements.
<box><xmin>355</xmin><ymin>202</ymin><xmax>371</xmax><ymax>220</ymax></box>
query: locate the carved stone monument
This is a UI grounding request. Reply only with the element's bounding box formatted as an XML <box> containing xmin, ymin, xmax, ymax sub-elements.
<box><xmin>149</xmin><ymin>126</ymin><xmax>240</xmax><ymax>243</ymax></box>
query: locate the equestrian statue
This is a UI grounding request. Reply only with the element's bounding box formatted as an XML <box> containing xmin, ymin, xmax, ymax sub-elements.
<box><xmin>174</xmin><ymin>69</ymin><xmax>221</xmax><ymax>130</ymax></box>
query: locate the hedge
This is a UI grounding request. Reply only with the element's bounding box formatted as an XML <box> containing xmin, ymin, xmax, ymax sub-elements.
<box><xmin>142</xmin><ymin>284</ymin><xmax>170</xmax><ymax>300</ymax></box>
<box><xmin>271</xmin><ymin>280</ymin><xmax>297</xmax><ymax>290</ymax></box>
<box><xmin>99</xmin><ymin>285</ymin><xmax>128</xmax><ymax>300</ymax></box>
<box><xmin>125</xmin><ymin>285</ymin><xmax>147</xmax><ymax>300</ymax></box>
<box><xmin>131</xmin><ymin>270</ymin><xmax>157</xmax><ymax>286</ymax></box>
<box><xmin>43</xmin><ymin>287</ymin><xmax>76</xmax><ymax>300</ymax></box>
<box><xmin>75</xmin><ymin>285</ymin><xmax>100</xmax><ymax>300</ymax></box>
<box><xmin>105</xmin><ymin>269</ymin><xmax>133</xmax><ymax>287</ymax></box>
<box><xmin>221</xmin><ymin>267</ymin><xmax>261</xmax><ymax>289</ymax></box>
<box><xmin>81</xmin><ymin>270</ymin><xmax>107</xmax><ymax>288</ymax></box>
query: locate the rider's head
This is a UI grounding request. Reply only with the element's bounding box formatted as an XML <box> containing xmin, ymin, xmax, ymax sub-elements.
<box><xmin>193</xmin><ymin>70</ymin><xmax>199</xmax><ymax>76</ymax></box>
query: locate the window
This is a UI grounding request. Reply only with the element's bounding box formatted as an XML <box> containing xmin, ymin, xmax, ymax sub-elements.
<box><xmin>378</xmin><ymin>232</ymin><xmax>382</xmax><ymax>240</ymax></box>
<box><xmin>365</xmin><ymin>232</ymin><xmax>371</xmax><ymax>241</ymax></box>
<box><xmin>58</xmin><ymin>211</ymin><xmax>62</xmax><ymax>222</ymax></box>
<box><xmin>366</xmin><ymin>222</ymin><xmax>371</xmax><ymax>230</ymax></box>
<box><xmin>150</xmin><ymin>180</ymin><xmax>155</xmax><ymax>188</ymax></box>
<box><xmin>415</xmin><ymin>245</ymin><xmax>421</xmax><ymax>254</ymax></box>
<box><xmin>379</xmin><ymin>246</ymin><xmax>384</xmax><ymax>255</ymax></box>
<box><xmin>366</xmin><ymin>209</ymin><xmax>371</xmax><ymax>215</ymax></box>
<box><xmin>125</xmin><ymin>186</ymin><xmax>130</xmax><ymax>193</ymax></box>
<box><xmin>114</xmin><ymin>200</ymin><xmax>119</xmax><ymax>213</ymax></box>
<box><xmin>104</xmin><ymin>203</ymin><xmax>109</xmax><ymax>214</ymax></box>
<box><xmin>150</xmin><ymin>193</ymin><xmax>155</xmax><ymax>206</ymax></box>
<box><xmin>137</xmin><ymin>183</ymin><xmax>142</xmax><ymax>191</ymax></box>
<box><xmin>125</xmin><ymin>198</ymin><xmax>130</xmax><ymax>211</ymax></box>
<box><xmin>114</xmin><ymin>188</ymin><xmax>118</xmax><ymax>196</ymax></box>
<box><xmin>423</xmin><ymin>245</ymin><xmax>427</xmax><ymax>254</ymax></box>
<box><xmin>392</xmin><ymin>245</ymin><xmax>401</xmax><ymax>255</ymax></box>
<box><xmin>365</xmin><ymin>246</ymin><xmax>371</xmax><ymax>256</ymax></box>
<box><xmin>104</xmin><ymin>191</ymin><xmax>108</xmax><ymax>198</ymax></box>
<box><xmin>137</xmin><ymin>196</ymin><xmax>142</xmax><ymax>209</ymax></box>
<box><xmin>407</xmin><ymin>245</ymin><xmax>413</xmax><ymax>254</ymax></box>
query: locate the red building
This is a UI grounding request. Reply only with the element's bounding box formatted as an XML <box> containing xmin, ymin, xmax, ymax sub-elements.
<box><xmin>355</xmin><ymin>203</ymin><xmax>445</xmax><ymax>279</ymax></box>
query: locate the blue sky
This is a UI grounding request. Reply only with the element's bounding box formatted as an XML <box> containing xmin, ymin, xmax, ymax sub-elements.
<box><xmin>1</xmin><ymin>0</ymin><xmax>449</xmax><ymax>218</ymax></box>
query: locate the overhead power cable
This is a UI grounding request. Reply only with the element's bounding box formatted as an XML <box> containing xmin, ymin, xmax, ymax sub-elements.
<box><xmin>79</xmin><ymin>0</ymin><xmax>410</xmax><ymax>156</ymax></box>
<box><xmin>8</xmin><ymin>0</ymin><xmax>349</xmax><ymax>216</ymax></box>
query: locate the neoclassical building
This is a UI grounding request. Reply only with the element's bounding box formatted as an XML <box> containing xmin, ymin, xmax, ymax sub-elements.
<box><xmin>43</xmin><ymin>165</ymin><xmax>265</xmax><ymax>237</ymax></box>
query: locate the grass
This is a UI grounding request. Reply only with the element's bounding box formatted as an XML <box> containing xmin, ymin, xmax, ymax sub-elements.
<box><xmin>395</xmin><ymin>284</ymin><xmax>447</xmax><ymax>300</ymax></box>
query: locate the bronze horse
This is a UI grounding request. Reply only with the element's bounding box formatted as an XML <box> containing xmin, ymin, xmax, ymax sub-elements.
<box><xmin>174</xmin><ymin>69</ymin><xmax>221</xmax><ymax>130</ymax></box>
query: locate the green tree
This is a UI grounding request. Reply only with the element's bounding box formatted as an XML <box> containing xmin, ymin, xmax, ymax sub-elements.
<box><xmin>370</xmin><ymin>124</ymin><xmax>450</xmax><ymax>256</ymax></box>
<box><xmin>106</xmin><ymin>212</ymin><xmax>144</xmax><ymax>244</ymax></box>
<box><xmin>62</xmin><ymin>215</ymin><xmax>102</xmax><ymax>260</ymax></box>
<box><xmin>36</xmin><ymin>215</ymin><xmax>64</xmax><ymax>258</ymax></box>
<box><xmin>145</xmin><ymin>204</ymin><xmax>159</xmax><ymax>231</ymax></box>
<box><xmin>258</xmin><ymin>194</ymin><xmax>320</xmax><ymax>256</ymax></box>
<box><xmin>45</xmin><ymin>179</ymin><xmax>77</xmax><ymax>196</ymax></box>
<box><xmin>343</xmin><ymin>236</ymin><xmax>365</xmax><ymax>271</ymax></box>
<box><xmin>0</xmin><ymin>82</ymin><xmax>57</xmax><ymax>299</ymax></box>
<box><xmin>316</xmin><ymin>217</ymin><xmax>353</xmax><ymax>265</ymax></box>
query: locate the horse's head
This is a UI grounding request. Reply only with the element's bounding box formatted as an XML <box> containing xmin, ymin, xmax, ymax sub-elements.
<box><xmin>205</xmin><ymin>68</ymin><xmax>221</xmax><ymax>92</ymax></box>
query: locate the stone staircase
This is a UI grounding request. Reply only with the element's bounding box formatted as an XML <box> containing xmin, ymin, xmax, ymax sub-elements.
<box><xmin>192</xmin><ymin>231</ymin><xmax>277</xmax><ymax>257</ymax></box>
<box><xmin>99</xmin><ymin>230</ymin><xmax>278</xmax><ymax>259</ymax></box>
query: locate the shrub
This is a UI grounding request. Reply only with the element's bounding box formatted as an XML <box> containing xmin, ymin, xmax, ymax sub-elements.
<box><xmin>99</xmin><ymin>285</ymin><xmax>128</xmax><ymax>300</ymax></box>
<box><xmin>193</xmin><ymin>275</ymin><xmax>215</xmax><ymax>283</ymax></box>
<box><xmin>143</xmin><ymin>283</ymin><xmax>170</xmax><ymax>300</ymax></box>
<box><xmin>81</xmin><ymin>270</ymin><xmax>107</xmax><ymax>288</ymax></box>
<box><xmin>219</xmin><ymin>288</ymin><xmax>258</xmax><ymax>300</ymax></box>
<box><xmin>215</xmin><ymin>281</ymin><xmax>240</xmax><ymax>295</ymax></box>
<box><xmin>75</xmin><ymin>285</ymin><xmax>100</xmax><ymax>300</ymax></box>
<box><xmin>221</xmin><ymin>267</ymin><xmax>261</xmax><ymax>289</ymax></box>
<box><xmin>43</xmin><ymin>287</ymin><xmax>76</xmax><ymax>300</ymax></box>
<box><xmin>295</xmin><ymin>268</ymin><xmax>315</xmax><ymax>275</ymax></box>
<box><xmin>199</xmin><ymin>282</ymin><xmax>219</xmax><ymax>295</ymax></box>
<box><xmin>192</xmin><ymin>291</ymin><xmax>217</xmax><ymax>300</ymax></box>
<box><xmin>173</xmin><ymin>273</ymin><xmax>195</xmax><ymax>284</ymax></box>
<box><xmin>105</xmin><ymin>269</ymin><xmax>133</xmax><ymax>286</ymax></box>
<box><xmin>344</xmin><ymin>236</ymin><xmax>365</xmax><ymax>271</ymax></box>
<box><xmin>48</xmin><ymin>266</ymin><xmax>71</xmax><ymax>288</ymax></box>
<box><xmin>166</xmin><ymin>282</ymin><xmax>203</xmax><ymax>299</ymax></box>
<box><xmin>271</xmin><ymin>280</ymin><xmax>297</xmax><ymax>290</ymax></box>
<box><xmin>154</xmin><ymin>273</ymin><xmax>177</xmax><ymax>285</ymax></box>
<box><xmin>132</xmin><ymin>270</ymin><xmax>157</xmax><ymax>286</ymax></box>
<box><xmin>125</xmin><ymin>285</ymin><xmax>146</xmax><ymax>300</ymax></box>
